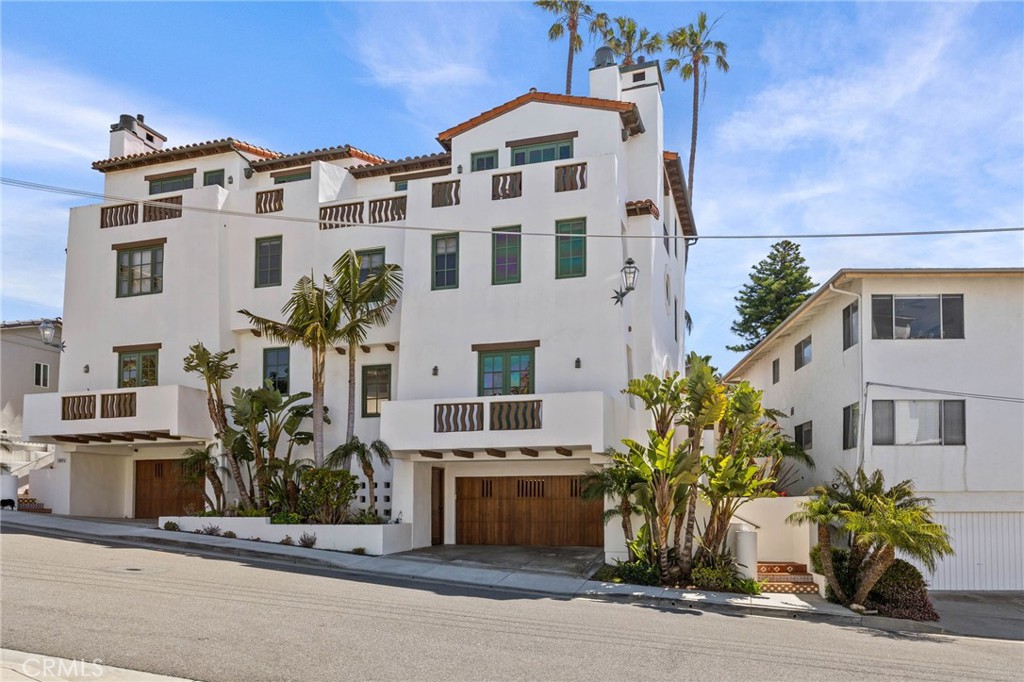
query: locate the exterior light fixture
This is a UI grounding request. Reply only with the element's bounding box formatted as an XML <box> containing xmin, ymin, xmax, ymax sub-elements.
<box><xmin>574</xmin><ymin>358</ymin><xmax>581</xmax><ymax>369</ymax></box>
<box><xmin>38</xmin><ymin>320</ymin><xmax>63</xmax><ymax>349</ymax></box>
<box><xmin>432</xmin><ymin>366</ymin><xmax>439</xmax><ymax>376</ymax></box>
<box><xmin>83</xmin><ymin>364</ymin><xmax>90</xmax><ymax>374</ymax></box>
<box><xmin>612</xmin><ymin>258</ymin><xmax>640</xmax><ymax>305</ymax></box>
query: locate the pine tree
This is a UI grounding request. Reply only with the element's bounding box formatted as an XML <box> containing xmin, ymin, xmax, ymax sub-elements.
<box><xmin>727</xmin><ymin>240</ymin><xmax>815</xmax><ymax>352</ymax></box>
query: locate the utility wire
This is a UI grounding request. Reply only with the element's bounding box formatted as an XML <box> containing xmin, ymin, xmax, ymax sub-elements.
<box><xmin>3</xmin><ymin>176</ymin><xmax>1024</xmax><ymax>241</ymax></box>
<box><xmin>866</xmin><ymin>381</ymin><xmax>1024</xmax><ymax>404</ymax></box>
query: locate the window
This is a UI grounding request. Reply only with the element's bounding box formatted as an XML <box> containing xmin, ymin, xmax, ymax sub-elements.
<box><xmin>843</xmin><ymin>403</ymin><xmax>859</xmax><ymax>450</ymax></box>
<box><xmin>794</xmin><ymin>336</ymin><xmax>812</xmax><ymax>370</ymax></box>
<box><xmin>555</xmin><ymin>218</ymin><xmax>586</xmax><ymax>279</ymax></box>
<box><xmin>632</xmin><ymin>72</ymin><xmax>646</xmax><ymax>82</ymax></box>
<box><xmin>118</xmin><ymin>350</ymin><xmax>158</xmax><ymax>387</ymax></box>
<box><xmin>479</xmin><ymin>348</ymin><xmax>534</xmax><ymax>396</ymax></box>
<box><xmin>842</xmin><ymin>301</ymin><xmax>859</xmax><ymax>350</ymax></box>
<box><xmin>356</xmin><ymin>248</ymin><xmax>385</xmax><ymax>283</ymax></box>
<box><xmin>432</xmin><ymin>233</ymin><xmax>458</xmax><ymax>290</ymax></box>
<box><xmin>34</xmin><ymin>362</ymin><xmax>49</xmax><ymax>388</ymax></box>
<box><xmin>511</xmin><ymin>140</ymin><xmax>572</xmax><ymax>166</ymax></box>
<box><xmin>471</xmin><ymin>150</ymin><xmax>498</xmax><ymax>172</ymax></box>
<box><xmin>794</xmin><ymin>421</ymin><xmax>813</xmax><ymax>450</ymax></box>
<box><xmin>492</xmin><ymin>227</ymin><xmax>521</xmax><ymax>285</ymax></box>
<box><xmin>203</xmin><ymin>169</ymin><xmax>225</xmax><ymax>187</ymax></box>
<box><xmin>393</xmin><ymin>180</ymin><xmax>408</xmax><ymax>192</ymax></box>
<box><xmin>362</xmin><ymin>365</ymin><xmax>391</xmax><ymax>417</ymax></box>
<box><xmin>674</xmin><ymin>298</ymin><xmax>679</xmax><ymax>342</ymax></box>
<box><xmin>872</xmin><ymin>400</ymin><xmax>965</xmax><ymax>446</ymax></box>
<box><xmin>149</xmin><ymin>173</ymin><xmax>192</xmax><ymax>195</ymax></box>
<box><xmin>663</xmin><ymin>222</ymin><xmax>670</xmax><ymax>254</ymax></box>
<box><xmin>255</xmin><ymin>237</ymin><xmax>282</xmax><ymax>288</ymax></box>
<box><xmin>872</xmin><ymin>295</ymin><xmax>964</xmax><ymax>340</ymax></box>
<box><xmin>117</xmin><ymin>245</ymin><xmax>163</xmax><ymax>297</ymax></box>
<box><xmin>273</xmin><ymin>169</ymin><xmax>311</xmax><ymax>184</ymax></box>
<box><xmin>772</xmin><ymin>359</ymin><xmax>780</xmax><ymax>385</ymax></box>
<box><xmin>263</xmin><ymin>348</ymin><xmax>289</xmax><ymax>394</ymax></box>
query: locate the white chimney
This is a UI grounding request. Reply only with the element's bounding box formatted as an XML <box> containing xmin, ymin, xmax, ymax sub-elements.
<box><xmin>108</xmin><ymin>114</ymin><xmax>166</xmax><ymax>158</ymax></box>
<box><xmin>589</xmin><ymin>47</ymin><xmax>621</xmax><ymax>101</ymax></box>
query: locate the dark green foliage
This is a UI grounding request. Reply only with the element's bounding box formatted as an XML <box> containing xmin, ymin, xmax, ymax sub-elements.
<box><xmin>615</xmin><ymin>559</ymin><xmax>662</xmax><ymax>586</ymax></box>
<box><xmin>196</xmin><ymin>524</ymin><xmax>222</xmax><ymax>536</ymax></box>
<box><xmin>299</xmin><ymin>532</ymin><xmax>317</xmax><ymax>548</ymax></box>
<box><xmin>237</xmin><ymin>507</ymin><xmax>268</xmax><ymax>518</ymax></box>
<box><xmin>271</xmin><ymin>512</ymin><xmax>303</xmax><ymax>525</ymax></box>
<box><xmin>222</xmin><ymin>530</ymin><xmax>237</xmax><ymax>539</ymax></box>
<box><xmin>163</xmin><ymin>521</ymin><xmax>180</xmax><ymax>532</ymax></box>
<box><xmin>690</xmin><ymin>564</ymin><xmax>734</xmax><ymax>591</ymax></box>
<box><xmin>810</xmin><ymin>545</ymin><xmax>939</xmax><ymax>621</ymax></box>
<box><xmin>590</xmin><ymin>564</ymin><xmax>620</xmax><ymax>582</ymax></box>
<box><xmin>351</xmin><ymin>547</ymin><xmax>367</xmax><ymax>555</ymax></box>
<box><xmin>727</xmin><ymin>240</ymin><xmax>815</xmax><ymax>352</ymax></box>
<box><xmin>349</xmin><ymin>509</ymin><xmax>386</xmax><ymax>525</ymax></box>
<box><xmin>279</xmin><ymin>535</ymin><xmax>294</xmax><ymax>545</ymax></box>
<box><xmin>690</xmin><ymin>552</ymin><xmax>763</xmax><ymax>594</ymax></box>
<box><xmin>298</xmin><ymin>468</ymin><xmax>359</xmax><ymax>524</ymax></box>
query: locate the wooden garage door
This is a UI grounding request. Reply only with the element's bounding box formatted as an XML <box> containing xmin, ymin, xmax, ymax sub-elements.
<box><xmin>134</xmin><ymin>459</ymin><xmax>205</xmax><ymax>518</ymax></box>
<box><xmin>455</xmin><ymin>476</ymin><xmax>603</xmax><ymax>546</ymax></box>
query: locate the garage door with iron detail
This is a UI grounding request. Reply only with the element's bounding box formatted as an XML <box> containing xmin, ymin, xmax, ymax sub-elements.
<box><xmin>134</xmin><ymin>459</ymin><xmax>205</xmax><ymax>518</ymax></box>
<box><xmin>456</xmin><ymin>476</ymin><xmax>603</xmax><ymax>546</ymax></box>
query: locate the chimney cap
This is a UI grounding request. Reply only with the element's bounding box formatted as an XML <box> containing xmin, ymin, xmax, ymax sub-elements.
<box><xmin>529</xmin><ymin>87</ymin><xmax>537</xmax><ymax>93</ymax></box>
<box><xmin>136</xmin><ymin>113</ymin><xmax>145</xmax><ymax>122</ymax></box>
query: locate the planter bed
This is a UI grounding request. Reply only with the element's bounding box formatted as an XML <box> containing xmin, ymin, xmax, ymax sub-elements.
<box><xmin>158</xmin><ymin>516</ymin><xmax>412</xmax><ymax>556</ymax></box>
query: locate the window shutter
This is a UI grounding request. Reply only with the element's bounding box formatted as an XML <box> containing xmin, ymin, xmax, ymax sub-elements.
<box><xmin>872</xmin><ymin>400</ymin><xmax>895</xmax><ymax>445</ymax></box>
<box><xmin>942</xmin><ymin>295</ymin><xmax>965</xmax><ymax>339</ymax></box>
<box><xmin>943</xmin><ymin>400</ymin><xmax>966</xmax><ymax>445</ymax></box>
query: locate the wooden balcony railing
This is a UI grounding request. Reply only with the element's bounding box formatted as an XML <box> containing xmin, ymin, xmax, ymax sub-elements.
<box><xmin>554</xmin><ymin>163</ymin><xmax>587</xmax><ymax>192</ymax></box>
<box><xmin>100</xmin><ymin>392</ymin><xmax>137</xmax><ymax>419</ymax></box>
<box><xmin>143</xmin><ymin>196</ymin><xmax>183</xmax><ymax>222</ymax></box>
<box><xmin>100</xmin><ymin>203</ymin><xmax>139</xmax><ymax>228</ymax></box>
<box><xmin>434</xmin><ymin>402</ymin><xmax>484</xmax><ymax>433</ymax></box>
<box><xmin>431</xmin><ymin>180</ymin><xmax>460</xmax><ymax>208</ymax></box>
<box><xmin>490</xmin><ymin>400</ymin><xmax>543</xmax><ymax>431</ymax></box>
<box><xmin>256</xmin><ymin>189</ymin><xmax>284</xmax><ymax>214</ymax></box>
<box><xmin>61</xmin><ymin>395</ymin><xmax>96</xmax><ymax>421</ymax></box>
<box><xmin>319</xmin><ymin>201</ymin><xmax>364</xmax><ymax>230</ymax></box>
<box><xmin>491</xmin><ymin>172</ymin><xmax>522</xmax><ymax>200</ymax></box>
<box><xmin>368</xmin><ymin>195</ymin><xmax>407</xmax><ymax>223</ymax></box>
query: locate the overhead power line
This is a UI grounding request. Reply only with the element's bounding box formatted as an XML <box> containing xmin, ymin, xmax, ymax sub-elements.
<box><xmin>867</xmin><ymin>382</ymin><xmax>1024</xmax><ymax>404</ymax></box>
<box><xmin>3</xmin><ymin>176</ymin><xmax>1023</xmax><ymax>241</ymax></box>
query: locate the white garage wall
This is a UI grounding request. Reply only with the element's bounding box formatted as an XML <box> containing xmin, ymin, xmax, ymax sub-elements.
<box><xmin>912</xmin><ymin>512</ymin><xmax>1024</xmax><ymax>591</ymax></box>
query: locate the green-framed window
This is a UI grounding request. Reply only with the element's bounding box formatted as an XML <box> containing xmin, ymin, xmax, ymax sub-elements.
<box><xmin>432</xmin><ymin>233</ymin><xmax>459</xmax><ymax>290</ymax></box>
<box><xmin>394</xmin><ymin>180</ymin><xmax>408</xmax><ymax>191</ymax></box>
<box><xmin>362</xmin><ymin>364</ymin><xmax>391</xmax><ymax>417</ymax></box>
<box><xmin>119</xmin><ymin>350</ymin><xmax>158</xmax><ymax>387</ymax></box>
<box><xmin>203</xmin><ymin>169</ymin><xmax>225</xmax><ymax>187</ymax></box>
<box><xmin>117</xmin><ymin>245</ymin><xmax>163</xmax><ymax>297</ymax></box>
<box><xmin>274</xmin><ymin>169</ymin><xmax>311</xmax><ymax>184</ymax></box>
<box><xmin>479</xmin><ymin>348</ymin><xmax>534</xmax><ymax>396</ymax></box>
<box><xmin>471</xmin><ymin>150</ymin><xmax>498</xmax><ymax>172</ymax></box>
<box><xmin>511</xmin><ymin>140</ymin><xmax>572</xmax><ymax>166</ymax></box>
<box><xmin>356</xmin><ymin>248</ymin><xmax>385</xmax><ymax>283</ymax></box>
<box><xmin>555</xmin><ymin>218</ymin><xmax>586</xmax><ymax>278</ymax></box>
<box><xmin>149</xmin><ymin>173</ymin><xmax>193</xmax><ymax>195</ymax></box>
<box><xmin>492</xmin><ymin>227</ymin><xmax>521</xmax><ymax>285</ymax></box>
<box><xmin>255</xmin><ymin>237</ymin><xmax>282</xmax><ymax>288</ymax></box>
<box><xmin>263</xmin><ymin>348</ymin><xmax>289</xmax><ymax>394</ymax></box>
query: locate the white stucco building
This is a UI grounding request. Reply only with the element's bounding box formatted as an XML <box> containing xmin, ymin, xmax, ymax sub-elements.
<box><xmin>23</xmin><ymin>57</ymin><xmax>694</xmax><ymax>559</ymax></box>
<box><xmin>724</xmin><ymin>269</ymin><xmax>1024</xmax><ymax>590</ymax></box>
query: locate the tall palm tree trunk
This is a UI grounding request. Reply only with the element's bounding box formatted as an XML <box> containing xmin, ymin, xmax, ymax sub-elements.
<box><xmin>346</xmin><ymin>340</ymin><xmax>357</xmax><ymax>446</ymax></box>
<box><xmin>679</xmin><ymin>486</ymin><xmax>699</xmax><ymax>576</ymax></box>
<box><xmin>312</xmin><ymin>345</ymin><xmax>326</xmax><ymax>467</ymax></box>
<box><xmin>205</xmin><ymin>462</ymin><xmax>225</xmax><ymax>512</ymax></box>
<box><xmin>223</xmin><ymin>443</ymin><xmax>253</xmax><ymax>508</ymax></box>
<box><xmin>565</xmin><ymin>30</ymin><xmax>576</xmax><ymax>94</ymax></box>
<box><xmin>852</xmin><ymin>545</ymin><xmax>894</xmax><ymax>606</ymax></box>
<box><xmin>687</xmin><ymin>61</ymin><xmax>700</xmax><ymax>200</ymax></box>
<box><xmin>365</xmin><ymin>468</ymin><xmax>376</xmax><ymax>516</ymax></box>
<box><xmin>817</xmin><ymin>523</ymin><xmax>849</xmax><ymax>604</ymax></box>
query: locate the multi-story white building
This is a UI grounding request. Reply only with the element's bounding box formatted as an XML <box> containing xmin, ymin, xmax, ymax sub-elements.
<box><xmin>23</xmin><ymin>56</ymin><xmax>694</xmax><ymax>559</ymax></box>
<box><xmin>724</xmin><ymin>269</ymin><xmax>1024</xmax><ymax>590</ymax></box>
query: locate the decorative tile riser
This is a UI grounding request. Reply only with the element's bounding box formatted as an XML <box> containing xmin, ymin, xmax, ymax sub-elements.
<box><xmin>760</xmin><ymin>582</ymin><xmax>819</xmax><ymax>594</ymax></box>
<box><xmin>757</xmin><ymin>562</ymin><xmax>808</xmax><ymax>574</ymax></box>
<box><xmin>759</xmin><ymin>573</ymin><xmax>815</xmax><ymax>583</ymax></box>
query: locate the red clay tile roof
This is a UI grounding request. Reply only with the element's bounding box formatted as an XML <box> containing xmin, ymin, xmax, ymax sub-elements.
<box><xmin>250</xmin><ymin>144</ymin><xmax>387</xmax><ymax>172</ymax></box>
<box><xmin>625</xmin><ymin>199</ymin><xmax>661</xmax><ymax>220</ymax></box>
<box><xmin>347</xmin><ymin>152</ymin><xmax>452</xmax><ymax>179</ymax></box>
<box><xmin>436</xmin><ymin>91</ymin><xmax>642</xmax><ymax>150</ymax></box>
<box><xmin>93</xmin><ymin>138</ymin><xmax>280</xmax><ymax>172</ymax></box>
<box><xmin>663</xmin><ymin>151</ymin><xmax>697</xmax><ymax>237</ymax></box>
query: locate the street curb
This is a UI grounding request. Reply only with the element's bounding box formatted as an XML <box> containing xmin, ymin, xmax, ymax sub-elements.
<box><xmin>2</xmin><ymin>520</ymin><xmax>953</xmax><ymax>638</ymax></box>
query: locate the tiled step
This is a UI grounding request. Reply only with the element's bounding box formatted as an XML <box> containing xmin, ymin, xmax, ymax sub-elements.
<box><xmin>760</xmin><ymin>573</ymin><xmax>815</xmax><ymax>583</ymax></box>
<box><xmin>757</xmin><ymin>561</ymin><xmax>808</xmax><ymax>575</ymax></box>
<box><xmin>756</xmin><ymin>561</ymin><xmax>818</xmax><ymax>593</ymax></box>
<box><xmin>15</xmin><ymin>501</ymin><xmax>52</xmax><ymax>513</ymax></box>
<box><xmin>761</xmin><ymin>581</ymin><xmax>819</xmax><ymax>594</ymax></box>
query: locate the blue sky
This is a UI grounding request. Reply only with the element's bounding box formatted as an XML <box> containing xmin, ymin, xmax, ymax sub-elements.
<box><xmin>2</xmin><ymin>2</ymin><xmax>1022</xmax><ymax>370</ymax></box>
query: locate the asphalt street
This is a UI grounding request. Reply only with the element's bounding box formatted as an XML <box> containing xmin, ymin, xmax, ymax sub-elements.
<box><xmin>2</xmin><ymin>528</ymin><xmax>1021</xmax><ymax>682</ymax></box>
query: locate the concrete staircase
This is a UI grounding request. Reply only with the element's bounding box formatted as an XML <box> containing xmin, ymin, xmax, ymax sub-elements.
<box><xmin>757</xmin><ymin>561</ymin><xmax>819</xmax><ymax>594</ymax></box>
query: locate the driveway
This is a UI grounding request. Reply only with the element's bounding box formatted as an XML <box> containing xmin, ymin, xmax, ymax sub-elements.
<box><xmin>930</xmin><ymin>591</ymin><xmax>1024</xmax><ymax>640</ymax></box>
<box><xmin>394</xmin><ymin>545</ymin><xmax>605</xmax><ymax>578</ymax></box>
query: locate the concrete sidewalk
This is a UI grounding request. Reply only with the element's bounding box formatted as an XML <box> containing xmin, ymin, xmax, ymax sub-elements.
<box><xmin>3</xmin><ymin>511</ymin><xmax>1010</xmax><ymax>639</ymax></box>
<box><xmin>1</xmin><ymin>649</ymin><xmax>200</xmax><ymax>681</ymax></box>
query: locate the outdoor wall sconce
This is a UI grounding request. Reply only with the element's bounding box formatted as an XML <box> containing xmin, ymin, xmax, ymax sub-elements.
<box><xmin>243</xmin><ymin>167</ymin><xmax>254</xmax><ymax>179</ymax></box>
<box><xmin>432</xmin><ymin>366</ymin><xmax>439</xmax><ymax>376</ymax></box>
<box><xmin>38</xmin><ymin>319</ymin><xmax>64</xmax><ymax>350</ymax></box>
<box><xmin>574</xmin><ymin>358</ymin><xmax>581</xmax><ymax>369</ymax></box>
<box><xmin>227</xmin><ymin>175</ymin><xmax>234</xmax><ymax>185</ymax></box>
<box><xmin>83</xmin><ymin>365</ymin><xmax>90</xmax><ymax>374</ymax></box>
<box><xmin>457</xmin><ymin>164</ymin><xmax>463</xmax><ymax>174</ymax></box>
<box><xmin>612</xmin><ymin>258</ymin><xmax>639</xmax><ymax>305</ymax></box>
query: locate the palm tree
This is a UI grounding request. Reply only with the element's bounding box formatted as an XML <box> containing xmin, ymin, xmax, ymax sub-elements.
<box><xmin>787</xmin><ymin>489</ymin><xmax>850</xmax><ymax>603</ymax></box>
<box><xmin>240</xmin><ymin>274</ymin><xmax>341</xmax><ymax>468</ymax></box>
<box><xmin>581</xmin><ymin>456</ymin><xmax>643</xmax><ymax>559</ymax></box>
<box><xmin>622</xmin><ymin>372</ymin><xmax>687</xmax><ymax>438</ymax></box>
<box><xmin>327</xmin><ymin>437</ymin><xmax>392</xmax><ymax>518</ymax></box>
<box><xmin>534</xmin><ymin>0</ymin><xmax>608</xmax><ymax>95</ymax></box>
<box><xmin>332</xmin><ymin>250</ymin><xmax>403</xmax><ymax>444</ymax></box>
<box><xmin>666</xmin><ymin>12</ymin><xmax>729</xmax><ymax>201</ymax></box>
<box><xmin>601</xmin><ymin>16</ymin><xmax>663</xmax><ymax>66</ymax></box>
<box><xmin>180</xmin><ymin>445</ymin><xmax>226</xmax><ymax>513</ymax></box>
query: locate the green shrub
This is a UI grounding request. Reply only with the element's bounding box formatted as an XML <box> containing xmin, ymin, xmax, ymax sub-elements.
<box><xmin>238</xmin><ymin>507</ymin><xmax>268</xmax><ymax>518</ymax></box>
<box><xmin>691</xmin><ymin>565</ymin><xmax>734</xmax><ymax>592</ymax></box>
<box><xmin>196</xmin><ymin>523</ymin><xmax>222</xmax><ymax>536</ymax></box>
<box><xmin>351</xmin><ymin>547</ymin><xmax>367</xmax><ymax>555</ymax></box>
<box><xmin>298</xmin><ymin>468</ymin><xmax>359</xmax><ymax>524</ymax></box>
<box><xmin>732</xmin><ymin>577</ymin><xmax>764</xmax><ymax>596</ymax></box>
<box><xmin>810</xmin><ymin>545</ymin><xmax>939</xmax><ymax>621</ymax></box>
<box><xmin>299</xmin><ymin>532</ymin><xmax>317</xmax><ymax>548</ymax></box>
<box><xmin>349</xmin><ymin>509</ymin><xmax>385</xmax><ymax>525</ymax></box>
<box><xmin>163</xmin><ymin>521</ymin><xmax>180</xmax><ymax>532</ymax></box>
<box><xmin>222</xmin><ymin>530</ymin><xmax>237</xmax><ymax>539</ymax></box>
<box><xmin>591</xmin><ymin>564</ymin><xmax>621</xmax><ymax>582</ymax></box>
<box><xmin>615</xmin><ymin>559</ymin><xmax>661</xmax><ymax>586</ymax></box>
<box><xmin>279</xmin><ymin>535</ymin><xmax>294</xmax><ymax>545</ymax></box>
<box><xmin>271</xmin><ymin>512</ymin><xmax>303</xmax><ymax>525</ymax></box>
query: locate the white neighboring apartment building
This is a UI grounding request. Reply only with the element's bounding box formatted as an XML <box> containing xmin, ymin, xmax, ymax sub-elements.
<box><xmin>724</xmin><ymin>269</ymin><xmax>1024</xmax><ymax>590</ymax></box>
<box><xmin>23</xmin><ymin>56</ymin><xmax>694</xmax><ymax>560</ymax></box>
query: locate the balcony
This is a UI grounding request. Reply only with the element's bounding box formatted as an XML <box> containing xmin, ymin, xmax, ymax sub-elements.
<box><xmin>23</xmin><ymin>385</ymin><xmax>213</xmax><ymax>445</ymax></box>
<box><xmin>431</xmin><ymin>180</ymin><xmax>460</xmax><ymax>208</ymax></box>
<box><xmin>554</xmin><ymin>162</ymin><xmax>587</xmax><ymax>192</ymax></box>
<box><xmin>380</xmin><ymin>391</ymin><xmax>615</xmax><ymax>458</ymax></box>
<box><xmin>143</xmin><ymin>196</ymin><xmax>183</xmax><ymax>222</ymax></box>
<box><xmin>320</xmin><ymin>201</ymin><xmax>364</xmax><ymax>230</ymax></box>
<box><xmin>491</xmin><ymin>172</ymin><xmax>522</xmax><ymax>200</ymax></box>
<box><xmin>256</xmin><ymin>188</ymin><xmax>284</xmax><ymax>214</ymax></box>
